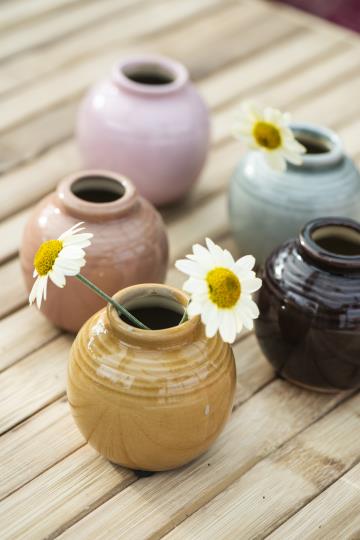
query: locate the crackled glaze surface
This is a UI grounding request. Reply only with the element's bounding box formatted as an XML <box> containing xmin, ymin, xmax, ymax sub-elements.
<box><xmin>67</xmin><ymin>285</ymin><xmax>236</xmax><ymax>471</ymax></box>
<box><xmin>255</xmin><ymin>218</ymin><xmax>360</xmax><ymax>392</ymax></box>
<box><xmin>229</xmin><ymin>123</ymin><xmax>360</xmax><ymax>266</ymax></box>
<box><xmin>20</xmin><ymin>171</ymin><xmax>169</xmax><ymax>333</ymax></box>
<box><xmin>77</xmin><ymin>54</ymin><xmax>210</xmax><ymax>206</ymax></box>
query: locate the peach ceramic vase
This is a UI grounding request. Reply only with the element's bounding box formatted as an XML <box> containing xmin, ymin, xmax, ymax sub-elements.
<box><xmin>76</xmin><ymin>54</ymin><xmax>210</xmax><ymax>206</ymax></box>
<box><xmin>20</xmin><ymin>171</ymin><xmax>168</xmax><ymax>333</ymax></box>
<box><xmin>67</xmin><ymin>284</ymin><xmax>236</xmax><ymax>471</ymax></box>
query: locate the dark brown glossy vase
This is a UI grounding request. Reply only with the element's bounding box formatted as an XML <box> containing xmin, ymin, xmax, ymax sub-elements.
<box><xmin>255</xmin><ymin>217</ymin><xmax>360</xmax><ymax>392</ymax></box>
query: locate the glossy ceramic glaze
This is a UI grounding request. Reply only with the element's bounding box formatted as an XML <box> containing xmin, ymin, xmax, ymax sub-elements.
<box><xmin>77</xmin><ymin>54</ymin><xmax>210</xmax><ymax>206</ymax></box>
<box><xmin>20</xmin><ymin>171</ymin><xmax>168</xmax><ymax>333</ymax></box>
<box><xmin>229</xmin><ymin>123</ymin><xmax>360</xmax><ymax>266</ymax></box>
<box><xmin>67</xmin><ymin>284</ymin><xmax>236</xmax><ymax>471</ymax></box>
<box><xmin>255</xmin><ymin>217</ymin><xmax>360</xmax><ymax>392</ymax></box>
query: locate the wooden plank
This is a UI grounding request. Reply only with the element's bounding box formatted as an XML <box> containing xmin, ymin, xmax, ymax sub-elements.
<box><xmin>269</xmin><ymin>464</ymin><xmax>360</xmax><ymax>540</ymax></box>
<box><xmin>0</xmin><ymin>0</ymin><xmax>143</xmax><ymax>63</ymax></box>
<box><xmin>0</xmin><ymin>0</ymin><xmax>224</xmax><ymax>97</ymax></box>
<box><xmin>164</xmin><ymin>393</ymin><xmax>360</xmax><ymax>539</ymax></box>
<box><xmin>0</xmin><ymin>208</ymin><xmax>31</xmax><ymax>264</ymax></box>
<box><xmin>0</xmin><ymin>333</ymin><xmax>267</xmax><ymax>536</ymax></box>
<box><xmin>57</xmin><ymin>374</ymin><xmax>348</xmax><ymax>540</ymax></box>
<box><xmin>0</xmin><ymin>305</ymin><xmax>60</xmax><ymax>372</ymax></box>
<box><xmin>0</xmin><ymin>0</ymin><xmax>271</xmax><ymax>132</ymax></box>
<box><xmin>0</xmin><ymin>0</ymin><xmax>83</xmax><ymax>32</ymax></box>
<box><xmin>0</xmin><ymin>335</ymin><xmax>71</xmax><ymax>435</ymax></box>
<box><xmin>0</xmin><ymin>397</ymin><xmax>83</xmax><ymax>500</ymax></box>
<box><xmin>200</xmin><ymin>30</ymin><xmax>347</xmax><ymax>110</ymax></box>
<box><xmin>0</xmin><ymin>258</ymin><xmax>27</xmax><ymax>319</ymax></box>
<box><xmin>0</xmin><ymin>445</ymin><xmax>136</xmax><ymax>540</ymax></box>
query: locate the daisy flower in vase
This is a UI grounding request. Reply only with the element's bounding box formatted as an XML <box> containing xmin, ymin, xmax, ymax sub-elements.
<box><xmin>176</xmin><ymin>238</ymin><xmax>262</xmax><ymax>344</ymax></box>
<box><xmin>233</xmin><ymin>100</ymin><xmax>306</xmax><ymax>172</ymax></box>
<box><xmin>29</xmin><ymin>222</ymin><xmax>148</xmax><ymax>330</ymax></box>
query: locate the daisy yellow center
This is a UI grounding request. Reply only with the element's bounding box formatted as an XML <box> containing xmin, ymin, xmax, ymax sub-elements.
<box><xmin>253</xmin><ymin>121</ymin><xmax>281</xmax><ymax>150</ymax></box>
<box><xmin>33</xmin><ymin>239</ymin><xmax>63</xmax><ymax>276</ymax></box>
<box><xmin>206</xmin><ymin>267</ymin><xmax>241</xmax><ymax>309</ymax></box>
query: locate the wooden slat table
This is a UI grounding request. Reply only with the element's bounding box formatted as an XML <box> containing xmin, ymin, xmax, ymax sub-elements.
<box><xmin>0</xmin><ymin>1</ymin><xmax>359</xmax><ymax>538</ymax></box>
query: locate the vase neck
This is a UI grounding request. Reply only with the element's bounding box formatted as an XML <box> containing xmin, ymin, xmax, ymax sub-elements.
<box><xmin>112</xmin><ymin>54</ymin><xmax>188</xmax><ymax>96</ymax></box>
<box><xmin>57</xmin><ymin>170</ymin><xmax>138</xmax><ymax>221</ymax></box>
<box><xmin>107</xmin><ymin>284</ymin><xmax>201</xmax><ymax>349</ymax></box>
<box><xmin>299</xmin><ymin>217</ymin><xmax>360</xmax><ymax>272</ymax></box>
<box><xmin>289</xmin><ymin>123</ymin><xmax>344</xmax><ymax>170</ymax></box>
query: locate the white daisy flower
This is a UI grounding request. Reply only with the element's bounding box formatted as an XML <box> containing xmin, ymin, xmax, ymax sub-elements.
<box><xmin>29</xmin><ymin>222</ymin><xmax>93</xmax><ymax>309</ymax></box>
<box><xmin>175</xmin><ymin>238</ymin><xmax>262</xmax><ymax>344</ymax></box>
<box><xmin>233</xmin><ymin>100</ymin><xmax>306</xmax><ymax>172</ymax></box>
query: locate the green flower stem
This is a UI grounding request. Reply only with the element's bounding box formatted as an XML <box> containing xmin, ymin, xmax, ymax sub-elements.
<box><xmin>76</xmin><ymin>274</ymin><xmax>149</xmax><ymax>330</ymax></box>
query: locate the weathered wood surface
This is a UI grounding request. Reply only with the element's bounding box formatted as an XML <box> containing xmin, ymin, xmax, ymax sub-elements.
<box><xmin>0</xmin><ymin>1</ymin><xmax>359</xmax><ymax>538</ymax></box>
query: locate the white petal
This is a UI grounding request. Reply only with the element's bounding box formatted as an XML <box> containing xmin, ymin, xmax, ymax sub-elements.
<box><xmin>58</xmin><ymin>222</ymin><xmax>85</xmax><ymax>240</ymax></box>
<box><xmin>235</xmin><ymin>254</ymin><xmax>255</xmax><ymax>272</ymax></box>
<box><xmin>36</xmin><ymin>277</ymin><xmax>46</xmax><ymax>309</ymax></box>
<box><xmin>204</xmin><ymin>308</ymin><xmax>220</xmax><ymax>338</ymax></box>
<box><xmin>49</xmin><ymin>269</ymin><xmax>66</xmax><ymax>288</ymax></box>
<box><xmin>239</xmin><ymin>296</ymin><xmax>260</xmax><ymax>318</ymax></box>
<box><xmin>63</xmin><ymin>233</ymin><xmax>93</xmax><ymax>247</ymax></box>
<box><xmin>241</xmin><ymin>277</ymin><xmax>262</xmax><ymax>294</ymax></box>
<box><xmin>175</xmin><ymin>259</ymin><xmax>206</xmax><ymax>278</ymax></box>
<box><xmin>33</xmin><ymin>269</ymin><xmax>38</xmax><ymax>278</ymax></box>
<box><xmin>218</xmin><ymin>311</ymin><xmax>237</xmax><ymax>344</ymax></box>
<box><xmin>187</xmin><ymin>300</ymin><xmax>204</xmax><ymax>317</ymax></box>
<box><xmin>205</xmin><ymin>238</ymin><xmax>225</xmax><ymax>264</ymax></box>
<box><xmin>58</xmin><ymin>245</ymin><xmax>85</xmax><ymax>259</ymax></box>
<box><xmin>265</xmin><ymin>151</ymin><xmax>286</xmax><ymax>172</ymax></box>
<box><xmin>43</xmin><ymin>276</ymin><xmax>48</xmax><ymax>300</ymax></box>
<box><xmin>183</xmin><ymin>277</ymin><xmax>208</xmax><ymax>295</ymax></box>
<box><xmin>29</xmin><ymin>277</ymin><xmax>40</xmax><ymax>305</ymax></box>
<box><xmin>191</xmin><ymin>243</ymin><xmax>215</xmax><ymax>269</ymax></box>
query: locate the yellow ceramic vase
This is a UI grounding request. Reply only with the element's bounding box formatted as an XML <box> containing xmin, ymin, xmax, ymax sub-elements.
<box><xmin>67</xmin><ymin>284</ymin><xmax>236</xmax><ymax>471</ymax></box>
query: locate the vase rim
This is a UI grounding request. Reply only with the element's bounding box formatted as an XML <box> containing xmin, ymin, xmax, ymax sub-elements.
<box><xmin>112</xmin><ymin>54</ymin><xmax>189</xmax><ymax>96</ymax></box>
<box><xmin>57</xmin><ymin>169</ymin><xmax>138</xmax><ymax>220</ymax></box>
<box><xmin>300</xmin><ymin>217</ymin><xmax>360</xmax><ymax>271</ymax></box>
<box><xmin>107</xmin><ymin>284</ymin><xmax>201</xmax><ymax>348</ymax></box>
<box><xmin>290</xmin><ymin>122</ymin><xmax>343</xmax><ymax>169</ymax></box>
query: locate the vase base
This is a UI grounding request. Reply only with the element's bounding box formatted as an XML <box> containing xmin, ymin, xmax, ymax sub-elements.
<box><xmin>279</xmin><ymin>373</ymin><xmax>341</xmax><ymax>394</ymax></box>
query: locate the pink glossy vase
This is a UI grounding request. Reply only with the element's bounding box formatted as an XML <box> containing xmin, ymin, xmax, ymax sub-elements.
<box><xmin>20</xmin><ymin>170</ymin><xmax>169</xmax><ymax>333</ymax></box>
<box><xmin>76</xmin><ymin>54</ymin><xmax>210</xmax><ymax>206</ymax></box>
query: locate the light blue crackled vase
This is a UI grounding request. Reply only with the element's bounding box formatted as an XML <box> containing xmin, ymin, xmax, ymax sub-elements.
<box><xmin>229</xmin><ymin>123</ymin><xmax>360</xmax><ymax>266</ymax></box>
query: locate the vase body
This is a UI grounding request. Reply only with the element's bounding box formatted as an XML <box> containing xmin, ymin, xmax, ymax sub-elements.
<box><xmin>255</xmin><ymin>217</ymin><xmax>360</xmax><ymax>392</ymax></box>
<box><xmin>67</xmin><ymin>284</ymin><xmax>236</xmax><ymax>471</ymax></box>
<box><xmin>20</xmin><ymin>171</ymin><xmax>168</xmax><ymax>333</ymax></box>
<box><xmin>229</xmin><ymin>123</ymin><xmax>360</xmax><ymax>266</ymax></box>
<box><xmin>77</xmin><ymin>54</ymin><xmax>210</xmax><ymax>206</ymax></box>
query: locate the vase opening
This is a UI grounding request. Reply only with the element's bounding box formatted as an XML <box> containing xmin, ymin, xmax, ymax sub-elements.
<box><xmin>71</xmin><ymin>175</ymin><xmax>125</xmax><ymax>203</ymax></box>
<box><xmin>107</xmin><ymin>285</ymin><xmax>200</xmax><ymax>347</ymax></box>
<box><xmin>122</xmin><ymin>63</ymin><xmax>175</xmax><ymax>86</ymax></box>
<box><xmin>300</xmin><ymin>217</ymin><xmax>360</xmax><ymax>270</ymax></box>
<box><xmin>295</xmin><ymin>134</ymin><xmax>329</xmax><ymax>155</ymax></box>
<box><xmin>113</xmin><ymin>56</ymin><xmax>188</xmax><ymax>95</ymax></box>
<box><xmin>311</xmin><ymin>225</ymin><xmax>360</xmax><ymax>257</ymax></box>
<box><xmin>120</xmin><ymin>293</ymin><xmax>184</xmax><ymax>330</ymax></box>
<box><xmin>290</xmin><ymin>123</ymin><xmax>343</xmax><ymax>168</ymax></box>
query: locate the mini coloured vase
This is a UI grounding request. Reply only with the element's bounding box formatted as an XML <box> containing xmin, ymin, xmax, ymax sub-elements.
<box><xmin>76</xmin><ymin>54</ymin><xmax>210</xmax><ymax>206</ymax></box>
<box><xmin>67</xmin><ymin>284</ymin><xmax>236</xmax><ymax>471</ymax></box>
<box><xmin>229</xmin><ymin>123</ymin><xmax>360</xmax><ymax>267</ymax></box>
<box><xmin>20</xmin><ymin>171</ymin><xmax>169</xmax><ymax>333</ymax></box>
<box><xmin>255</xmin><ymin>217</ymin><xmax>360</xmax><ymax>393</ymax></box>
